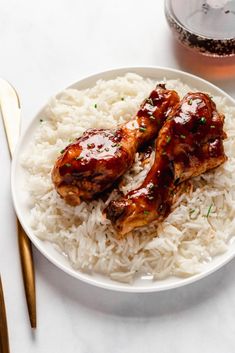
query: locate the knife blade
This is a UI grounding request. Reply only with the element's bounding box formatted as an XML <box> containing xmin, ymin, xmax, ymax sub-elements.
<box><xmin>0</xmin><ymin>78</ymin><xmax>36</xmax><ymax>328</ymax></box>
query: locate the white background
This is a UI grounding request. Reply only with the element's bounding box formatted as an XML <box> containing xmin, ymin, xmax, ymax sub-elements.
<box><xmin>1</xmin><ymin>1</ymin><xmax>235</xmax><ymax>352</ymax></box>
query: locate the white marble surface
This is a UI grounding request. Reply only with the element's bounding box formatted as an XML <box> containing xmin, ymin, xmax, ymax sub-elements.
<box><xmin>1</xmin><ymin>1</ymin><xmax>235</xmax><ymax>352</ymax></box>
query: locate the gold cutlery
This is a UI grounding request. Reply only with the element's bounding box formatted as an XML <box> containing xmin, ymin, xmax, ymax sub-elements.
<box><xmin>0</xmin><ymin>276</ymin><xmax>10</xmax><ymax>353</ymax></box>
<box><xmin>0</xmin><ymin>78</ymin><xmax>36</xmax><ymax>328</ymax></box>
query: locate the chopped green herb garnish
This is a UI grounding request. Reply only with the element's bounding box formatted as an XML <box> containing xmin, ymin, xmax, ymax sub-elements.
<box><xmin>105</xmin><ymin>147</ymin><xmax>109</xmax><ymax>152</ymax></box>
<box><xmin>143</xmin><ymin>210</ymin><xmax>150</xmax><ymax>215</ymax></box>
<box><xmin>166</xmin><ymin>136</ymin><xmax>171</xmax><ymax>144</ymax></box>
<box><xmin>149</xmin><ymin>183</ymin><xmax>155</xmax><ymax>190</ymax></box>
<box><xmin>112</xmin><ymin>143</ymin><xmax>121</xmax><ymax>148</ymax></box>
<box><xmin>146</xmin><ymin>98</ymin><xmax>154</xmax><ymax>105</ymax></box>
<box><xmin>75</xmin><ymin>156</ymin><xmax>83</xmax><ymax>160</ymax></box>
<box><xmin>40</xmin><ymin>119</ymin><xmax>43</xmax><ymax>122</ymax></box>
<box><xmin>180</xmin><ymin>134</ymin><xmax>186</xmax><ymax>139</ymax></box>
<box><xmin>206</xmin><ymin>204</ymin><xmax>213</xmax><ymax>218</ymax></box>
<box><xmin>121</xmin><ymin>97</ymin><xmax>124</xmax><ymax>101</ymax></box>
<box><xmin>87</xmin><ymin>143</ymin><xmax>93</xmax><ymax>148</ymax></box>
<box><xmin>189</xmin><ymin>209</ymin><xmax>195</xmax><ymax>215</ymax></box>
<box><xmin>210</xmin><ymin>125</ymin><xmax>215</xmax><ymax>129</ymax></box>
<box><xmin>65</xmin><ymin>163</ymin><xmax>71</xmax><ymax>167</ymax></box>
<box><xmin>188</xmin><ymin>99</ymin><xmax>193</xmax><ymax>105</ymax></box>
<box><xmin>94</xmin><ymin>103</ymin><xmax>97</xmax><ymax>108</ymax></box>
<box><xmin>199</xmin><ymin>117</ymin><xmax>206</xmax><ymax>125</ymax></box>
<box><xmin>60</xmin><ymin>149</ymin><xmax>65</xmax><ymax>154</ymax></box>
<box><xmin>139</xmin><ymin>127</ymin><xmax>146</xmax><ymax>132</ymax></box>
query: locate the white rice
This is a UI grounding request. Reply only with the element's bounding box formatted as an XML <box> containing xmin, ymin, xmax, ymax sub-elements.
<box><xmin>21</xmin><ymin>73</ymin><xmax>235</xmax><ymax>283</ymax></box>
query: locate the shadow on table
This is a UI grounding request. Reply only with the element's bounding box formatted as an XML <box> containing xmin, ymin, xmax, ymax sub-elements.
<box><xmin>169</xmin><ymin>37</ymin><xmax>235</xmax><ymax>96</ymax></box>
<box><xmin>36</xmin><ymin>249</ymin><xmax>235</xmax><ymax>318</ymax></box>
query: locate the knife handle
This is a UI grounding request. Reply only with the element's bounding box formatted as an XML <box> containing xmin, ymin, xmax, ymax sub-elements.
<box><xmin>17</xmin><ymin>220</ymin><xmax>36</xmax><ymax>328</ymax></box>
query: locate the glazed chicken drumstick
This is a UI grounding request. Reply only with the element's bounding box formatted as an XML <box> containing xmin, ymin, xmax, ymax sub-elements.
<box><xmin>52</xmin><ymin>84</ymin><xmax>180</xmax><ymax>205</ymax></box>
<box><xmin>105</xmin><ymin>92</ymin><xmax>227</xmax><ymax>235</ymax></box>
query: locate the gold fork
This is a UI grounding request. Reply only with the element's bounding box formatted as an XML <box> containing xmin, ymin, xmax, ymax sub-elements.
<box><xmin>0</xmin><ymin>276</ymin><xmax>10</xmax><ymax>353</ymax></box>
<box><xmin>0</xmin><ymin>78</ymin><xmax>36</xmax><ymax>328</ymax></box>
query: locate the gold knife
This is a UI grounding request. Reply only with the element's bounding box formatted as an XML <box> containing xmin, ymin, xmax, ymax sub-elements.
<box><xmin>0</xmin><ymin>78</ymin><xmax>36</xmax><ymax>328</ymax></box>
<box><xmin>0</xmin><ymin>276</ymin><xmax>10</xmax><ymax>353</ymax></box>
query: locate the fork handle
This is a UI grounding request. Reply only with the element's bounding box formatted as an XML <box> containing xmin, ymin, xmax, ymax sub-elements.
<box><xmin>0</xmin><ymin>276</ymin><xmax>10</xmax><ymax>353</ymax></box>
<box><xmin>17</xmin><ymin>220</ymin><xmax>36</xmax><ymax>328</ymax></box>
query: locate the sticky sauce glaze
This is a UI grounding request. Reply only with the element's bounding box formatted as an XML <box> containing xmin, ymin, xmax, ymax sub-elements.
<box><xmin>129</xmin><ymin>92</ymin><xmax>227</xmax><ymax>217</ymax></box>
<box><xmin>106</xmin><ymin>92</ymin><xmax>227</xmax><ymax>235</ymax></box>
<box><xmin>59</xmin><ymin>129</ymin><xmax>123</xmax><ymax>177</ymax></box>
<box><xmin>52</xmin><ymin>84</ymin><xmax>180</xmax><ymax>203</ymax></box>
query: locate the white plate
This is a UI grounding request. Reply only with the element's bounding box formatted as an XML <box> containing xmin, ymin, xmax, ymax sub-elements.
<box><xmin>11</xmin><ymin>66</ymin><xmax>235</xmax><ymax>292</ymax></box>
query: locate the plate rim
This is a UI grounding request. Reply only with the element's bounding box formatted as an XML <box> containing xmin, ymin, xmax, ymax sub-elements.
<box><xmin>11</xmin><ymin>65</ymin><xmax>235</xmax><ymax>293</ymax></box>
